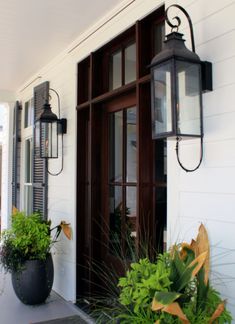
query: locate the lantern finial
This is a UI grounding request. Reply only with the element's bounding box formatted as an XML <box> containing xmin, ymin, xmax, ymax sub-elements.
<box><xmin>165</xmin><ymin>4</ymin><xmax>195</xmax><ymax>52</ymax></box>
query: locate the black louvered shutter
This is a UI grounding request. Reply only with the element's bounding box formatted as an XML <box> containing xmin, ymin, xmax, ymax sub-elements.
<box><xmin>12</xmin><ymin>101</ymin><xmax>22</xmax><ymax>209</ymax></box>
<box><xmin>33</xmin><ymin>81</ymin><xmax>49</xmax><ymax>219</ymax></box>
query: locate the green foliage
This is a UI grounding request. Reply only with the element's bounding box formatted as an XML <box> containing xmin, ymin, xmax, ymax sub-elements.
<box><xmin>154</xmin><ymin>291</ymin><xmax>181</xmax><ymax>305</ymax></box>
<box><xmin>183</xmin><ymin>287</ymin><xmax>232</xmax><ymax>324</ymax></box>
<box><xmin>0</xmin><ymin>212</ymin><xmax>52</xmax><ymax>272</ymax></box>
<box><xmin>118</xmin><ymin>255</ymin><xmax>172</xmax><ymax>321</ymax></box>
<box><xmin>82</xmin><ymin>225</ymin><xmax>232</xmax><ymax>324</ymax></box>
<box><xmin>117</xmin><ymin>251</ymin><xmax>232</xmax><ymax>323</ymax></box>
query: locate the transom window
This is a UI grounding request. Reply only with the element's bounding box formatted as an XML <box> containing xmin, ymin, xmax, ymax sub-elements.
<box><xmin>109</xmin><ymin>42</ymin><xmax>136</xmax><ymax>90</ymax></box>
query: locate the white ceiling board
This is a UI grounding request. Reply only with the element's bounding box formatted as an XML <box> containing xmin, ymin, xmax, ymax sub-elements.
<box><xmin>0</xmin><ymin>0</ymin><xmax>124</xmax><ymax>92</ymax></box>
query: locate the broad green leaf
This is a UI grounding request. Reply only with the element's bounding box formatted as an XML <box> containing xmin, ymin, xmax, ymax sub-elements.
<box><xmin>162</xmin><ymin>302</ymin><xmax>189</xmax><ymax>324</ymax></box>
<box><xmin>172</xmin><ymin>247</ymin><xmax>185</xmax><ymax>275</ymax></box>
<box><xmin>151</xmin><ymin>300</ymin><xmax>164</xmax><ymax>312</ymax></box>
<box><xmin>154</xmin><ymin>291</ymin><xmax>181</xmax><ymax>305</ymax></box>
<box><xmin>180</xmin><ymin>244</ymin><xmax>195</xmax><ymax>266</ymax></box>
<box><xmin>172</xmin><ymin>261</ymin><xmax>197</xmax><ymax>292</ymax></box>
<box><xmin>197</xmin><ymin>267</ymin><xmax>209</xmax><ymax>312</ymax></box>
<box><xmin>189</xmin><ymin>251</ymin><xmax>207</xmax><ymax>278</ymax></box>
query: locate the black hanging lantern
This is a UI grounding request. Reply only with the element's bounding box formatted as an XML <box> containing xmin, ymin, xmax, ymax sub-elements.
<box><xmin>150</xmin><ymin>4</ymin><xmax>212</xmax><ymax>172</ymax></box>
<box><xmin>35</xmin><ymin>100</ymin><xmax>59</xmax><ymax>159</ymax></box>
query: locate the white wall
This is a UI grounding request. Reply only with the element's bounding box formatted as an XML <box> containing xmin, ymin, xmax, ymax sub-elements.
<box><xmin>16</xmin><ymin>0</ymin><xmax>235</xmax><ymax>319</ymax></box>
<box><xmin>1</xmin><ymin>102</ymin><xmax>14</xmax><ymax>230</ymax></box>
<box><xmin>17</xmin><ymin>0</ymin><xmax>165</xmax><ymax>302</ymax></box>
<box><xmin>166</xmin><ymin>0</ymin><xmax>235</xmax><ymax>319</ymax></box>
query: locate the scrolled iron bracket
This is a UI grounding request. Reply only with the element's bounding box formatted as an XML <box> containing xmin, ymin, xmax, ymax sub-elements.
<box><xmin>165</xmin><ymin>4</ymin><xmax>195</xmax><ymax>52</ymax></box>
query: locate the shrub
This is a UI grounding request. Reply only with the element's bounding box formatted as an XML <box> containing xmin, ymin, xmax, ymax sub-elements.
<box><xmin>0</xmin><ymin>211</ymin><xmax>71</xmax><ymax>273</ymax></box>
<box><xmin>117</xmin><ymin>225</ymin><xmax>232</xmax><ymax>323</ymax></box>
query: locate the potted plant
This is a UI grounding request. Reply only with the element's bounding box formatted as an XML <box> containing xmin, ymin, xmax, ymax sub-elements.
<box><xmin>0</xmin><ymin>211</ymin><xmax>71</xmax><ymax>305</ymax></box>
<box><xmin>117</xmin><ymin>224</ymin><xmax>232</xmax><ymax>323</ymax></box>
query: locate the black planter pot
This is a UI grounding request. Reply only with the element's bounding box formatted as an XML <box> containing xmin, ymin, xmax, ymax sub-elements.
<box><xmin>11</xmin><ymin>254</ymin><xmax>54</xmax><ymax>305</ymax></box>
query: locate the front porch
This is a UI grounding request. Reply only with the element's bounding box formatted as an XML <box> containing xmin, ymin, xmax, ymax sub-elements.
<box><xmin>0</xmin><ymin>269</ymin><xmax>94</xmax><ymax>324</ymax></box>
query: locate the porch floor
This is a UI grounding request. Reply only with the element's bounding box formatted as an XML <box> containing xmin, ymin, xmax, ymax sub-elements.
<box><xmin>0</xmin><ymin>270</ymin><xmax>94</xmax><ymax>324</ymax></box>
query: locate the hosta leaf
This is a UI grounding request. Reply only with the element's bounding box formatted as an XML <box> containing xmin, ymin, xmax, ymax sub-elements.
<box><xmin>154</xmin><ymin>291</ymin><xmax>181</xmax><ymax>305</ymax></box>
<box><xmin>197</xmin><ymin>267</ymin><xmax>209</xmax><ymax>311</ymax></box>
<box><xmin>173</xmin><ymin>249</ymin><xmax>186</xmax><ymax>274</ymax></box>
<box><xmin>209</xmin><ymin>301</ymin><xmax>225</xmax><ymax>324</ymax></box>
<box><xmin>190</xmin><ymin>239</ymin><xmax>197</xmax><ymax>254</ymax></box>
<box><xmin>12</xmin><ymin>206</ymin><xmax>19</xmax><ymax>215</ymax></box>
<box><xmin>180</xmin><ymin>243</ymin><xmax>193</xmax><ymax>259</ymax></box>
<box><xmin>188</xmin><ymin>251</ymin><xmax>207</xmax><ymax>278</ymax></box>
<box><xmin>162</xmin><ymin>302</ymin><xmax>189</xmax><ymax>324</ymax></box>
<box><xmin>60</xmin><ymin>221</ymin><xmax>72</xmax><ymax>240</ymax></box>
<box><xmin>172</xmin><ymin>260</ymin><xmax>197</xmax><ymax>292</ymax></box>
<box><xmin>152</xmin><ymin>300</ymin><xmax>164</xmax><ymax>312</ymax></box>
<box><xmin>196</xmin><ymin>224</ymin><xmax>210</xmax><ymax>285</ymax></box>
<box><xmin>180</xmin><ymin>243</ymin><xmax>195</xmax><ymax>266</ymax></box>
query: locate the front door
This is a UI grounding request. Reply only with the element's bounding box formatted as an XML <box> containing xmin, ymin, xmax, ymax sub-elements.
<box><xmin>101</xmin><ymin>94</ymin><xmax>137</xmax><ymax>272</ymax></box>
<box><xmin>76</xmin><ymin>7</ymin><xmax>166</xmax><ymax>299</ymax></box>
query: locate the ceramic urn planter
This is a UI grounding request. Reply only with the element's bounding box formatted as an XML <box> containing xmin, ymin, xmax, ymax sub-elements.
<box><xmin>11</xmin><ymin>254</ymin><xmax>54</xmax><ymax>305</ymax></box>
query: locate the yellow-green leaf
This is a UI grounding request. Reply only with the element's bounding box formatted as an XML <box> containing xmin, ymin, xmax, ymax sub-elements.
<box><xmin>162</xmin><ymin>302</ymin><xmax>189</xmax><ymax>324</ymax></box>
<box><xmin>180</xmin><ymin>243</ymin><xmax>193</xmax><ymax>260</ymax></box>
<box><xmin>188</xmin><ymin>251</ymin><xmax>207</xmax><ymax>278</ymax></box>
<box><xmin>196</xmin><ymin>224</ymin><xmax>210</xmax><ymax>285</ymax></box>
<box><xmin>60</xmin><ymin>221</ymin><xmax>72</xmax><ymax>240</ymax></box>
<box><xmin>209</xmin><ymin>301</ymin><xmax>225</xmax><ymax>324</ymax></box>
<box><xmin>12</xmin><ymin>206</ymin><xmax>19</xmax><ymax>215</ymax></box>
<box><xmin>154</xmin><ymin>291</ymin><xmax>181</xmax><ymax>305</ymax></box>
<box><xmin>152</xmin><ymin>300</ymin><xmax>164</xmax><ymax>312</ymax></box>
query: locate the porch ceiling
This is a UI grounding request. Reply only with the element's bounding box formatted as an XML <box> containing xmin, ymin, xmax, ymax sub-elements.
<box><xmin>0</xmin><ymin>0</ymin><xmax>124</xmax><ymax>93</ymax></box>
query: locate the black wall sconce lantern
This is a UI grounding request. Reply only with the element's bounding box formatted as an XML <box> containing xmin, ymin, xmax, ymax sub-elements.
<box><xmin>150</xmin><ymin>4</ymin><xmax>212</xmax><ymax>172</ymax></box>
<box><xmin>35</xmin><ymin>88</ymin><xmax>67</xmax><ymax>175</ymax></box>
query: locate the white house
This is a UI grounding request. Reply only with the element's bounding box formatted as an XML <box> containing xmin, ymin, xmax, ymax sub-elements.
<box><xmin>1</xmin><ymin>0</ymin><xmax>235</xmax><ymax>320</ymax></box>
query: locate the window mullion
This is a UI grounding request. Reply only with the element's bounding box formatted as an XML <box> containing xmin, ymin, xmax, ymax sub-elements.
<box><xmin>122</xmin><ymin>110</ymin><xmax>127</xmax><ymax>251</ymax></box>
<box><xmin>122</xmin><ymin>47</ymin><xmax>125</xmax><ymax>86</ymax></box>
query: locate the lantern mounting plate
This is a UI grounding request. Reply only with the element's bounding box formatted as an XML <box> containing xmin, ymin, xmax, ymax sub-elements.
<box><xmin>58</xmin><ymin>118</ymin><xmax>67</xmax><ymax>135</ymax></box>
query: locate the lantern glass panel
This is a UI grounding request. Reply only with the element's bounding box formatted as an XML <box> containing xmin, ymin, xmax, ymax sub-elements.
<box><xmin>176</xmin><ymin>61</ymin><xmax>201</xmax><ymax>136</ymax></box>
<box><xmin>41</xmin><ymin>121</ymin><xmax>58</xmax><ymax>158</ymax></box>
<box><xmin>152</xmin><ymin>62</ymin><xmax>172</xmax><ymax>137</ymax></box>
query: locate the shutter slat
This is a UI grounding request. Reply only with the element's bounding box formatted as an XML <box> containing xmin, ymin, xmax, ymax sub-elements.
<box><xmin>33</xmin><ymin>81</ymin><xmax>49</xmax><ymax>219</ymax></box>
<box><xmin>12</xmin><ymin>101</ymin><xmax>22</xmax><ymax>209</ymax></box>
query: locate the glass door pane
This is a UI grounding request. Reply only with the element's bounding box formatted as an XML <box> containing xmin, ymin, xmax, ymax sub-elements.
<box><xmin>109</xmin><ymin>186</ymin><xmax>122</xmax><ymax>255</ymax></box>
<box><xmin>109</xmin><ymin>111</ymin><xmax>123</xmax><ymax>182</ymax></box>
<box><xmin>126</xmin><ymin>107</ymin><xmax>137</xmax><ymax>182</ymax></box>
<box><xmin>108</xmin><ymin>105</ymin><xmax>137</xmax><ymax>259</ymax></box>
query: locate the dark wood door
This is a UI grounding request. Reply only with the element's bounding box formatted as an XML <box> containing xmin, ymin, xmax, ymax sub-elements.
<box><xmin>101</xmin><ymin>94</ymin><xmax>137</xmax><ymax>272</ymax></box>
<box><xmin>76</xmin><ymin>108</ymin><xmax>91</xmax><ymax>298</ymax></box>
